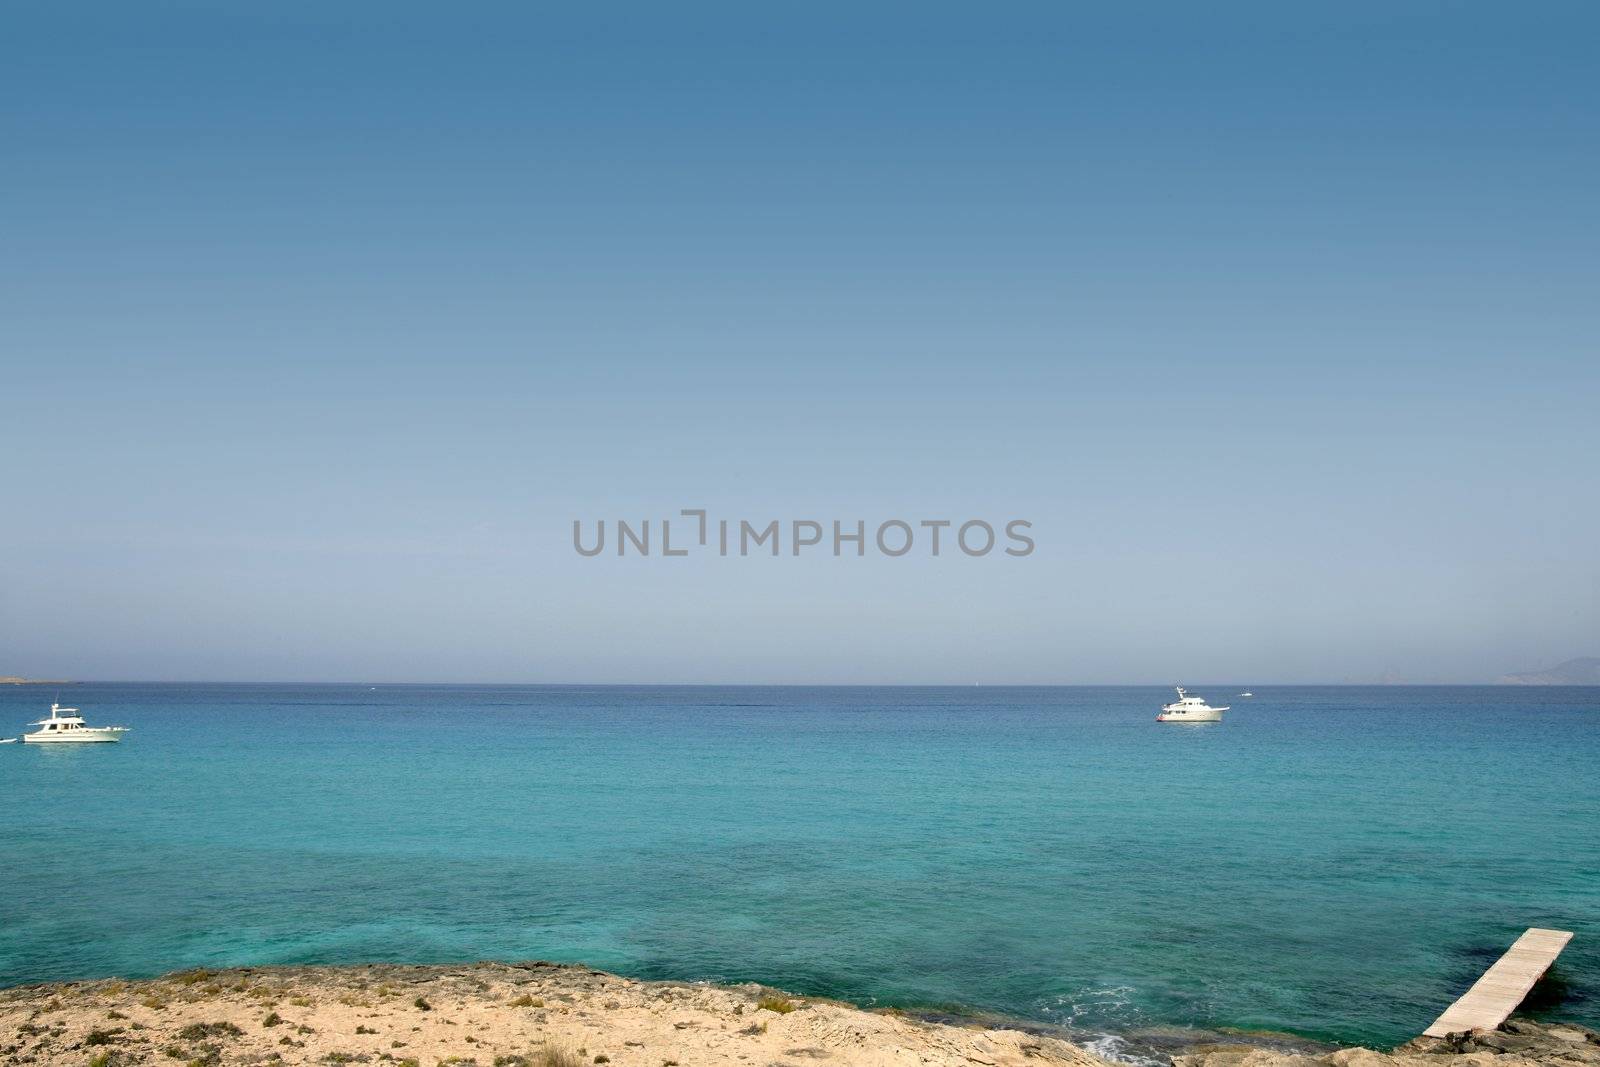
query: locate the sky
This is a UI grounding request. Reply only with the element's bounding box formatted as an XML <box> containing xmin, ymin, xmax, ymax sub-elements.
<box><xmin>2</xmin><ymin>2</ymin><xmax>1597</xmax><ymax>684</ymax></box>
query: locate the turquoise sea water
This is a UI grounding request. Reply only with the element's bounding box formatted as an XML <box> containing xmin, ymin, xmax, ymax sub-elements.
<box><xmin>1</xmin><ymin>685</ymin><xmax>1595</xmax><ymax>1054</ymax></box>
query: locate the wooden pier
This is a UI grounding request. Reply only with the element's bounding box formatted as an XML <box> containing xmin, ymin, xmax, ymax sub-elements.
<box><xmin>1423</xmin><ymin>928</ymin><xmax>1574</xmax><ymax>1038</ymax></box>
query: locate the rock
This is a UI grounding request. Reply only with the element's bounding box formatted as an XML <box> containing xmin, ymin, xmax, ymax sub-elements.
<box><xmin>1181</xmin><ymin>1021</ymin><xmax>1600</xmax><ymax>1067</ymax></box>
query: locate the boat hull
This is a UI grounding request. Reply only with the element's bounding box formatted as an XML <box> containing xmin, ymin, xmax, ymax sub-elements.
<box><xmin>23</xmin><ymin>729</ymin><xmax>128</xmax><ymax>743</ymax></box>
<box><xmin>1156</xmin><ymin>710</ymin><xmax>1224</xmax><ymax>723</ymax></box>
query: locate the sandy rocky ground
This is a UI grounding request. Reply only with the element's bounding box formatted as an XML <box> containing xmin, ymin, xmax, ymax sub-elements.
<box><xmin>0</xmin><ymin>962</ymin><xmax>1108</xmax><ymax>1067</ymax></box>
<box><xmin>2</xmin><ymin>963</ymin><xmax>1596</xmax><ymax>1067</ymax></box>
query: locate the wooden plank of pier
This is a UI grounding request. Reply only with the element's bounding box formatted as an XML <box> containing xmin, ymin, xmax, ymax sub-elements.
<box><xmin>1423</xmin><ymin>928</ymin><xmax>1574</xmax><ymax>1038</ymax></box>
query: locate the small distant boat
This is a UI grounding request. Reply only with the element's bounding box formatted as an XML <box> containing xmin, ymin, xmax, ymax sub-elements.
<box><xmin>21</xmin><ymin>703</ymin><xmax>130</xmax><ymax>744</ymax></box>
<box><xmin>1156</xmin><ymin>687</ymin><xmax>1228</xmax><ymax>723</ymax></box>
<box><xmin>1239</xmin><ymin>691</ymin><xmax>1253</xmax><ymax>697</ymax></box>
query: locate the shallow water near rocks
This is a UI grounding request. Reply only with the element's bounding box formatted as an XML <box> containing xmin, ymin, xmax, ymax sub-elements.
<box><xmin>1</xmin><ymin>684</ymin><xmax>1595</xmax><ymax>1054</ymax></box>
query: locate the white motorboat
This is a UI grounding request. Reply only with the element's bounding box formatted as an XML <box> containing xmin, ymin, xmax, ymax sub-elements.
<box><xmin>1156</xmin><ymin>687</ymin><xmax>1227</xmax><ymax>723</ymax></box>
<box><xmin>1239</xmin><ymin>691</ymin><xmax>1253</xmax><ymax>697</ymax></box>
<box><xmin>22</xmin><ymin>703</ymin><xmax>130</xmax><ymax>743</ymax></box>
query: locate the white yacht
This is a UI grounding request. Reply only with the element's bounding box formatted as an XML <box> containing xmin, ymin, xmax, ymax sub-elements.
<box><xmin>1156</xmin><ymin>687</ymin><xmax>1227</xmax><ymax>723</ymax></box>
<box><xmin>1239</xmin><ymin>691</ymin><xmax>1254</xmax><ymax>697</ymax></box>
<box><xmin>22</xmin><ymin>703</ymin><xmax>130</xmax><ymax>744</ymax></box>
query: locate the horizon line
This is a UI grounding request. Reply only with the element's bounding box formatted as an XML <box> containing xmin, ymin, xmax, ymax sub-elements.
<box><xmin>6</xmin><ymin>679</ymin><xmax>1580</xmax><ymax>688</ymax></box>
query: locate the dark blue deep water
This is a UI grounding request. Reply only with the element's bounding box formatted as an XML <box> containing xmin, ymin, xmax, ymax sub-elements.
<box><xmin>1</xmin><ymin>685</ymin><xmax>1595</xmax><ymax>1052</ymax></box>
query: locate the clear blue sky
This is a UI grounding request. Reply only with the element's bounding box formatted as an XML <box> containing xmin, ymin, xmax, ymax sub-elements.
<box><xmin>3</xmin><ymin>2</ymin><xmax>1596</xmax><ymax>683</ymax></box>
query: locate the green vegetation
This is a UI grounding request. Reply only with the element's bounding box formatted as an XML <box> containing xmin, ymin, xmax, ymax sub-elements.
<box><xmin>176</xmin><ymin>1022</ymin><xmax>243</xmax><ymax>1041</ymax></box>
<box><xmin>757</xmin><ymin>995</ymin><xmax>797</xmax><ymax>1014</ymax></box>
<box><xmin>413</xmin><ymin>997</ymin><xmax>432</xmax><ymax>1011</ymax></box>
<box><xmin>170</xmin><ymin>970</ymin><xmax>215</xmax><ymax>987</ymax></box>
<box><xmin>184</xmin><ymin>1044</ymin><xmax>223</xmax><ymax>1067</ymax></box>
<box><xmin>85</xmin><ymin>1027</ymin><xmax>123</xmax><ymax>1045</ymax></box>
<box><xmin>540</xmin><ymin>1044</ymin><xmax>584</xmax><ymax>1067</ymax></box>
<box><xmin>263</xmin><ymin>1012</ymin><xmax>284</xmax><ymax>1028</ymax></box>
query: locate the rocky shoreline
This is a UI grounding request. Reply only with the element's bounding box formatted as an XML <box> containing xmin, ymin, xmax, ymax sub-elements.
<box><xmin>1</xmin><ymin>962</ymin><xmax>1594</xmax><ymax>1067</ymax></box>
<box><xmin>1173</xmin><ymin>1018</ymin><xmax>1600</xmax><ymax>1067</ymax></box>
<box><xmin>0</xmin><ymin>962</ymin><xmax>1107</xmax><ymax>1067</ymax></box>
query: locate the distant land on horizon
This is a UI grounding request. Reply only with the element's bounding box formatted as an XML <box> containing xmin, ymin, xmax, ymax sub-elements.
<box><xmin>1497</xmin><ymin>657</ymin><xmax>1600</xmax><ymax>685</ymax></box>
<box><xmin>0</xmin><ymin>676</ymin><xmax>74</xmax><ymax>685</ymax></box>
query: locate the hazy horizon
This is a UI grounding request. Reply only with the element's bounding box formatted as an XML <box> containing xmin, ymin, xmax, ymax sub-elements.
<box><xmin>5</xmin><ymin>674</ymin><xmax>1595</xmax><ymax>688</ymax></box>
<box><xmin>4</xmin><ymin>3</ymin><xmax>1597</xmax><ymax>685</ymax></box>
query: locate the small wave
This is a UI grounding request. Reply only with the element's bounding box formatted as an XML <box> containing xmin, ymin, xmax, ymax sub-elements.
<box><xmin>1079</xmin><ymin>1035</ymin><xmax>1169</xmax><ymax>1067</ymax></box>
<box><xmin>1046</xmin><ymin>984</ymin><xmax>1137</xmax><ymax>1027</ymax></box>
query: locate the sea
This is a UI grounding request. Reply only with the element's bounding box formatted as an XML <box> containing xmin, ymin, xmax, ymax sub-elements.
<box><xmin>1</xmin><ymin>684</ymin><xmax>1595</xmax><ymax>1059</ymax></box>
